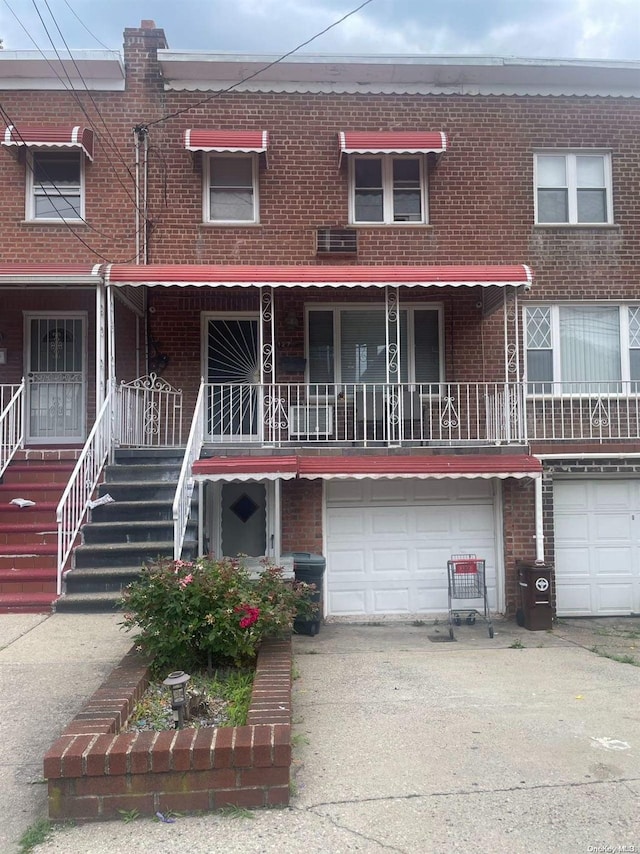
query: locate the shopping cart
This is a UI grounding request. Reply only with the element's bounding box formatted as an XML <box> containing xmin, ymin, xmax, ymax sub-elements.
<box><xmin>447</xmin><ymin>554</ymin><xmax>494</xmax><ymax>640</ymax></box>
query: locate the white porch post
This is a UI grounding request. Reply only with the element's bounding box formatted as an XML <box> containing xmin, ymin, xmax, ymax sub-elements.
<box><xmin>385</xmin><ymin>286</ymin><xmax>402</xmax><ymax>444</ymax></box>
<box><xmin>106</xmin><ymin>285</ymin><xmax>116</xmax><ymax>386</ymax></box>
<box><xmin>95</xmin><ymin>283</ymin><xmax>107</xmax><ymax>409</ymax></box>
<box><xmin>260</xmin><ymin>287</ymin><xmax>275</xmax><ymax>442</ymax></box>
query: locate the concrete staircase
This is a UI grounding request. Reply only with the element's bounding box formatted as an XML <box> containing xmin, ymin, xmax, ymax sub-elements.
<box><xmin>0</xmin><ymin>450</ymin><xmax>79</xmax><ymax>614</ymax></box>
<box><xmin>55</xmin><ymin>448</ymin><xmax>197</xmax><ymax>613</ymax></box>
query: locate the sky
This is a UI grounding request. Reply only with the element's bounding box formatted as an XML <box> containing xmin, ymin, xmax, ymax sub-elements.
<box><xmin>0</xmin><ymin>0</ymin><xmax>638</xmax><ymax>61</ymax></box>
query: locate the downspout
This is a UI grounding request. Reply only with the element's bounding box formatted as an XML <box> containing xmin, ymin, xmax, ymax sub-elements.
<box><xmin>133</xmin><ymin>124</ymin><xmax>149</xmax><ymax>264</ymax></box>
<box><xmin>534</xmin><ymin>474</ymin><xmax>545</xmax><ymax>564</ymax></box>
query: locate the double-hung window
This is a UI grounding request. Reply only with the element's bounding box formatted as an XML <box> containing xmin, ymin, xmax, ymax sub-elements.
<box><xmin>350</xmin><ymin>156</ymin><xmax>427</xmax><ymax>224</ymax></box>
<box><xmin>28</xmin><ymin>150</ymin><xmax>83</xmax><ymax>221</ymax></box>
<box><xmin>204</xmin><ymin>153</ymin><xmax>258</xmax><ymax>223</ymax></box>
<box><xmin>308</xmin><ymin>305</ymin><xmax>442</xmax><ymax>387</ymax></box>
<box><xmin>534</xmin><ymin>151</ymin><xmax>612</xmax><ymax>225</ymax></box>
<box><xmin>525</xmin><ymin>304</ymin><xmax>640</xmax><ymax>394</ymax></box>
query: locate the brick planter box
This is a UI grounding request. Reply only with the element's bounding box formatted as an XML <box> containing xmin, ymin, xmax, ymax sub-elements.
<box><xmin>44</xmin><ymin>638</ymin><xmax>292</xmax><ymax>821</ymax></box>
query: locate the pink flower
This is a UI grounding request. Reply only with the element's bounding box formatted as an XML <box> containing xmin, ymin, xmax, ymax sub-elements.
<box><xmin>237</xmin><ymin>604</ymin><xmax>260</xmax><ymax>628</ymax></box>
<box><xmin>178</xmin><ymin>573</ymin><xmax>193</xmax><ymax>589</ymax></box>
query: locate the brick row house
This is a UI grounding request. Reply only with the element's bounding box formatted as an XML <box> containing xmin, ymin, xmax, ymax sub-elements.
<box><xmin>0</xmin><ymin>21</ymin><xmax>638</xmax><ymax>618</ymax></box>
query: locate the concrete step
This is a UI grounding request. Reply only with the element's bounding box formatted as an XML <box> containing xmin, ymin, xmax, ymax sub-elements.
<box><xmin>72</xmin><ymin>540</ymin><xmax>177</xmax><ymax>569</ymax></box>
<box><xmin>113</xmin><ymin>448</ymin><xmax>186</xmax><ymax>466</ymax></box>
<box><xmin>63</xmin><ymin>564</ymin><xmax>143</xmax><ymax>595</ymax></box>
<box><xmin>95</xmin><ymin>481</ymin><xmax>178</xmax><ymax>502</ymax></box>
<box><xmin>103</xmin><ymin>464</ymin><xmax>180</xmax><ymax>484</ymax></box>
<box><xmin>0</xmin><ymin>592</ymin><xmax>57</xmax><ymax>614</ymax></box>
<box><xmin>53</xmin><ymin>590</ymin><xmax>122</xmax><ymax>613</ymax></box>
<box><xmin>81</xmin><ymin>520</ymin><xmax>196</xmax><ymax>545</ymax></box>
<box><xmin>90</xmin><ymin>500</ymin><xmax>174</xmax><ymax>523</ymax></box>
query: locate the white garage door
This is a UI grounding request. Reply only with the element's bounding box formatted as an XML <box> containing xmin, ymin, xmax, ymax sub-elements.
<box><xmin>325</xmin><ymin>478</ymin><xmax>499</xmax><ymax>616</ymax></box>
<box><xmin>554</xmin><ymin>479</ymin><xmax>640</xmax><ymax>616</ymax></box>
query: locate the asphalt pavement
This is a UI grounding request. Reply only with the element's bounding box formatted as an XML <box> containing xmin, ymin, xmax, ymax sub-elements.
<box><xmin>2</xmin><ymin>612</ymin><xmax>639</xmax><ymax>853</ymax></box>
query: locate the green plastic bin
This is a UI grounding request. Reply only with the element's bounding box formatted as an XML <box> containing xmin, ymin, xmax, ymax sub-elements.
<box><xmin>292</xmin><ymin>552</ymin><xmax>325</xmax><ymax>636</ymax></box>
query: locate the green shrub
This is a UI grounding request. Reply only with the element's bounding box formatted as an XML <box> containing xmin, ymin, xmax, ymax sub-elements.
<box><xmin>121</xmin><ymin>557</ymin><xmax>316</xmax><ymax>674</ymax></box>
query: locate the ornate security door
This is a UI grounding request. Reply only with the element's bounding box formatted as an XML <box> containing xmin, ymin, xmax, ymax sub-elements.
<box><xmin>26</xmin><ymin>315</ymin><xmax>86</xmax><ymax>443</ymax></box>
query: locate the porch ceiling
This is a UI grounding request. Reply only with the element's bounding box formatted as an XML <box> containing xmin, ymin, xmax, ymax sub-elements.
<box><xmin>105</xmin><ymin>263</ymin><xmax>533</xmax><ymax>290</ymax></box>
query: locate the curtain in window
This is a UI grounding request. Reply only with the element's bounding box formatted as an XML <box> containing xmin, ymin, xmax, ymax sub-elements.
<box><xmin>560</xmin><ymin>306</ymin><xmax>620</xmax><ymax>392</ymax></box>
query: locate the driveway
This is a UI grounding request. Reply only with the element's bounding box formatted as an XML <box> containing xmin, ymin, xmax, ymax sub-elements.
<box><xmin>26</xmin><ymin>618</ymin><xmax>640</xmax><ymax>853</ymax></box>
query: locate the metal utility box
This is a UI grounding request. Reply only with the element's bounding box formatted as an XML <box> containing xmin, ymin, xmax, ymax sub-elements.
<box><xmin>517</xmin><ymin>562</ymin><xmax>553</xmax><ymax>631</ymax></box>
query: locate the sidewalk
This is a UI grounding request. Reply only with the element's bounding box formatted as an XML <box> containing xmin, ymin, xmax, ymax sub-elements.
<box><xmin>3</xmin><ymin>614</ymin><xmax>640</xmax><ymax>853</ymax></box>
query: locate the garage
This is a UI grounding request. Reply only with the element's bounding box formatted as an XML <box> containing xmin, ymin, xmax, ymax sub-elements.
<box><xmin>554</xmin><ymin>478</ymin><xmax>640</xmax><ymax>616</ymax></box>
<box><xmin>325</xmin><ymin>478</ymin><xmax>499</xmax><ymax>616</ymax></box>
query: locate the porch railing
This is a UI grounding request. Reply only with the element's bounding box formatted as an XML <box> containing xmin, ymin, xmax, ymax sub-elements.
<box><xmin>173</xmin><ymin>381</ymin><xmax>205</xmax><ymax>559</ymax></box>
<box><xmin>526</xmin><ymin>382</ymin><xmax>640</xmax><ymax>442</ymax></box>
<box><xmin>115</xmin><ymin>373</ymin><xmax>183</xmax><ymax>447</ymax></box>
<box><xmin>0</xmin><ymin>381</ymin><xmax>25</xmax><ymax>478</ymax></box>
<box><xmin>56</xmin><ymin>388</ymin><xmax>114</xmax><ymax>595</ymax></box>
<box><xmin>204</xmin><ymin>382</ymin><xmax>527</xmax><ymax>446</ymax></box>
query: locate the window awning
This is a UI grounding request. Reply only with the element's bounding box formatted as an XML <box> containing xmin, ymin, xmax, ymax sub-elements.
<box><xmin>2</xmin><ymin>125</ymin><xmax>94</xmax><ymax>160</ymax></box>
<box><xmin>191</xmin><ymin>454</ymin><xmax>542</xmax><ymax>482</ymax></box>
<box><xmin>0</xmin><ymin>263</ymin><xmax>102</xmax><ymax>286</ymax></box>
<box><xmin>105</xmin><ymin>264</ymin><xmax>532</xmax><ymax>291</ymax></box>
<box><xmin>297</xmin><ymin>455</ymin><xmax>542</xmax><ymax>480</ymax></box>
<box><xmin>339</xmin><ymin>131</ymin><xmax>447</xmax><ymax>166</ymax></box>
<box><xmin>192</xmin><ymin>456</ymin><xmax>298</xmax><ymax>482</ymax></box>
<box><xmin>184</xmin><ymin>129</ymin><xmax>268</xmax><ymax>155</ymax></box>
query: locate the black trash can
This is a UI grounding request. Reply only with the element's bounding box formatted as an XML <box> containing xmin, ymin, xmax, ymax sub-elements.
<box><xmin>292</xmin><ymin>552</ymin><xmax>325</xmax><ymax>636</ymax></box>
<box><xmin>516</xmin><ymin>562</ymin><xmax>553</xmax><ymax>631</ymax></box>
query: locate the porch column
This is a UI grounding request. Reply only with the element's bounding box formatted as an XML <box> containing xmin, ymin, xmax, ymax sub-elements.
<box><xmin>385</xmin><ymin>286</ymin><xmax>402</xmax><ymax>443</ymax></box>
<box><xmin>106</xmin><ymin>285</ymin><xmax>116</xmax><ymax>388</ymax></box>
<box><xmin>503</xmin><ymin>288</ymin><xmax>523</xmax><ymax>442</ymax></box>
<box><xmin>96</xmin><ymin>283</ymin><xmax>107</xmax><ymax>409</ymax></box>
<box><xmin>260</xmin><ymin>287</ymin><xmax>275</xmax><ymax>442</ymax></box>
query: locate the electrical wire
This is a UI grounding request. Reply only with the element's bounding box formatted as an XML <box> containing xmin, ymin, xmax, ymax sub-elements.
<box><xmin>60</xmin><ymin>0</ymin><xmax>111</xmax><ymax>50</ymax></box>
<box><xmin>147</xmin><ymin>0</ymin><xmax>377</xmax><ymax>127</ymax></box>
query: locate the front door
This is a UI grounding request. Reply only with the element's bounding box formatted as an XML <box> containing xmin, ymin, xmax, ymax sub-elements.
<box><xmin>25</xmin><ymin>314</ymin><xmax>86</xmax><ymax>443</ymax></box>
<box><xmin>206</xmin><ymin>316</ymin><xmax>260</xmax><ymax>440</ymax></box>
<box><xmin>221</xmin><ymin>482</ymin><xmax>267</xmax><ymax>558</ymax></box>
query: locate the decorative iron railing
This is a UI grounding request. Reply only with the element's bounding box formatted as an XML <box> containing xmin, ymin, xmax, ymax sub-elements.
<box><xmin>115</xmin><ymin>373</ymin><xmax>183</xmax><ymax>447</ymax></box>
<box><xmin>204</xmin><ymin>382</ymin><xmax>527</xmax><ymax>446</ymax></box>
<box><xmin>56</xmin><ymin>388</ymin><xmax>114</xmax><ymax>594</ymax></box>
<box><xmin>0</xmin><ymin>381</ymin><xmax>24</xmax><ymax>478</ymax></box>
<box><xmin>173</xmin><ymin>381</ymin><xmax>205</xmax><ymax>560</ymax></box>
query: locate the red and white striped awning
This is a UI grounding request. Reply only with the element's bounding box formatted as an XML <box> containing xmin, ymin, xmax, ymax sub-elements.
<box><xmin>184</xmin><ymin>129</ymin><xmax>269</xmax><ymax>155</ymax></box>
<box><xmin>339</xmin><ymin>131</ymin><xmax>447</xmax><ymax>165</ymax></box>
<box><xmin>297</xmin><ymin>455</ymin><xmax>542</xmax><ymax>480</ymax></box>
<box><xmin>2</xmin><ymin>125</ymin><xmax>94</xmax><ymax>160</ymax></box>
<box><xmin>191</xmin><ymin>454</ymin><xmax>542</xmax><ymax>482</ymax></box>
<box><xmin>105</xmin><ymin>264</ymin><xmax>532</xmax><ymax>290</ymax></box>
<box><xmin>192</xmin><ymin>456</ymin><xmax>298</xmax><ymax>482</ymax></box>
<box><xmin>0</xmin><ymin>263</ymin><xmax>102</xmax><ymax>286</ymax></box>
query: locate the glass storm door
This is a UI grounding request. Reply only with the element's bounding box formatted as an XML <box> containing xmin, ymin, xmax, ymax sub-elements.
<box><xmin>207</xmin><ymin>317</ymin><xmax>260</xmax><ymax>440</ymax></box>
<box><xmin>220</xmin><ymin>482</ymin><xmax>267</xmax><ymax>558</ymax></box>
<box><xmin>26</xmin><ymin>316</ymin><xmax>86</xmax><ymax>443</ymax></box>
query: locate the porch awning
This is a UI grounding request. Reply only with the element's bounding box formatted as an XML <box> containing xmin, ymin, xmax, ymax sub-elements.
<box><xmin>296</xmin><ymin>454</ymin><xmax>542</xmax><ymax>480</ymax></box>
<box><xmin>339</xmin><ymin>131</ymin><xmax>447</xmax><ymax>166</ymax></box>
<box><xmin>184</xmin><ymin>129</ymin><xmax>268</xmax><ymax>155</ymax></box>
<box><xmin>2</xmin><ymin>125</ymin><xmax>94</xmax><ymax>160</ymax></box>
<box><xmin>0</xmin><ymin>263</ymin><xmax>102</xmax><ymax>286</ymax></box>
<box><xmin>192</xmin><ymin>456</ymin><xmax>298</xmax><ymax>482</ymax></box>
<box><xmin>105</xmin><ymin>264</ymin><xmax>533</xmax><ymax>290</ymax></box>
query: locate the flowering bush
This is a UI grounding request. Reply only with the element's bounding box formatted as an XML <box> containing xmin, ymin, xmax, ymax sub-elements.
<box><xmin>121</xmin><ymin>557</ymin><xmax>317</xmax><ymax>674</ymax></box>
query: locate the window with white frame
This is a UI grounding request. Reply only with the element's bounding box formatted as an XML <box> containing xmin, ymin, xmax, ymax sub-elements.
<box><xmin>27</xmin><ymin>150</ymin><xmax>83</xmax><ymax>221</ymax></box>
<box><xmin>534</xmin><ymin>152</ymin><xmax>612</xmax><ymax>225</ymax></box>
<box><xmin>204</xmin><ymin>153</ymin><xmax>259</xmax><ymax>223</ymax></box>
<box><xmin>308</xmin><ymin>305</ymin><xmax>441</xmax><ymax>385</ymax></box>
<box><xmin>525</xmin><ymin>304</ymin><xmax>640</xmax><ymax>394</ymax></box>
<box><xmin>349</xmin><ymin>156</ymin><xmax>427</xmax><ymax>224</ymax></box>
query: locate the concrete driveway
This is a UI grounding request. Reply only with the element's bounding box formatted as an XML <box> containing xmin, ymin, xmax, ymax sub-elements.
<box><xmin>27</xmin><ymin>616</ymin><xmax>640</xmax><ymax>853</ymax></box>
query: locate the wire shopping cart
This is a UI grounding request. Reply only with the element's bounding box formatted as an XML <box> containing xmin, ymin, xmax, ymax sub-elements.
<box><xmin>447</xmin><ymin>554</ymin><xmax>494</xmax><ymax>640</ymax></box>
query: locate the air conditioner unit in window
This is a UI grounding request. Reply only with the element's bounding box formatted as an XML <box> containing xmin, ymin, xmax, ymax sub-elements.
<box><xmin>289</xmin><ymin>405</ymin><xmax>334</xmax><ymax>437</ymax></box>
<box><xmin>316</xmin><ymin>227</ymin><xmax>357</xmax><ymax>256</ymax></box>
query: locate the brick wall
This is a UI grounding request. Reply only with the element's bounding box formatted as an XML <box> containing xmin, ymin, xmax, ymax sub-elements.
<box><xmin>44</xmin><ymin>638</ymin><xmax>292</xmax><ymax>821</ymax></box>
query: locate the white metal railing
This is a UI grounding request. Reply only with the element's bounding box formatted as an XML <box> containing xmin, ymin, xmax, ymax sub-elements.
<box><xmin>204</xmin><ymin>382</ymin><xmax>528</xmax><ymax>446</ymax></box>
<box><xmin>526</xmin><ymin>382</ymin><xmax>640</xmax><ymax>442</ymax></box>
<box><xmin>56</xmin><ymin>388</ymin><xmax>114</xmax><ymax>595</ymax></box>
<box><xmin>173</xmin><ymin>380</ymin><xmax>205</xmax><ymax>559</ymax></box>
<box><xmin>115</xmin><ymin>373</ymin><xmax>183</xmax><ymax>447</ymax></box>
<box><xmin>0</xmin><ymin>381</ymin><xmax>25</xmax><ymax>478</ymax></box>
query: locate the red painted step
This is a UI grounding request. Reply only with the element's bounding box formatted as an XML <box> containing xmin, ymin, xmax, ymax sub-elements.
<box><xmin>1</xmin><ymin>464</ymin><xmax>75</xmax><ymax>485</ymax></box>
<box><xmin>0</xmin><ymin>525</ymin><xmax>58</xmax><ymax>546</ymax></box>
<box><xmin>0</xmin><ymin>503</ymin><xmax>59</xmax><ymax>525</ymax></box>
<box><xmin>0</xmin><ymin>592</ymin><xmax>58</xmax><ymax>613</ymax></box>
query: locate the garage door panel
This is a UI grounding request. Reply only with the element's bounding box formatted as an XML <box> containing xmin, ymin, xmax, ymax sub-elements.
<box><xmin>371</xmin><ymin>512</ymin><xmax>410</xmax><ymax>535</ymax></box>
<box><xmin>593</xmin><ymin>548</ymin><xmax>632</xmax><ymax>575</ymax></box>
<box><xmin>328</xmin><ymin>588</ymin><xmax>367</xmax><ymax>615</ymax></box>
<box><xmin>371</xmin><ymin>549</ymin><xmax>410</xmax><ymax>574</ymax></box>
<box><xmin>329</xmin><ymin>549</ymin><xmax>367</xmax><ymax>577</ymax></box>
<box><xmin>327</xmin><ymin>510</ymin><xmax>367</xmax><ymax>536</ymax></box>
<box><xmin>593</xmin><ymin>515</ymin><xmax>631</xmax><ymax>540</ymax></box>
<box><xmin>372</xmin><ymin>588</ymin><xmax>410</xmax><ymax>613</ymax></box>
<box><xmin>415</xmin><ymin>508</ymin><xmax>454</xmax><ymax>535</ymax></box>
<box><xmin>415</xmin><ymin>586</ymin><xmax>449</xmax><ymax>611</ymax></box>
<box><xmin>556</xmin><ymin>582</ymin><xmax>593</xmax><ymax>614</ymax></box>
<box><xmin>598</xmin><ymin>584</ymin><xmax>634</xmax><ymax>612</ymax></box>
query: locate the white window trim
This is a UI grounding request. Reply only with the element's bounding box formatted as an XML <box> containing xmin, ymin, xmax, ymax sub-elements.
<box><xmin>533</xmin><ymin>149</ymin><xmax>613</xmax><ymax>226</ymax></box>
<box><xmin>523</xmin><ymin>302</ymin><xmax>640</xmax><ymax>397</ymax></box>
<box><xmin>26</xmin><ymin>149</ymin><xmax>85</xmax><ymax>222</ymax></box>
<box><xmin>348</xmin><ymin>154</ymin><xmax>428</xmax><ymax>226</ymax></box>
<box><xmin>305</xmin><ymin>302</ymin><xmax>444</xmax><ymax>388</ymax></box>
<box><xmin>202</xmin><ymin>152</ymin><xmax>260</xmax><ymax>225</ymax></box>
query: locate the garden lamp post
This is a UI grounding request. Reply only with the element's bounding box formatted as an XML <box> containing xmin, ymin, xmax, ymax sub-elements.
<box><xmin>162</xmin><ymin>670</ymin><xmax>191</xmax><ymax>729</ymax></box>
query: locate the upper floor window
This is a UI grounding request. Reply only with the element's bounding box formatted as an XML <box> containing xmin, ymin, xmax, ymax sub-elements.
<box><xmin>350</xmin><ymin>156</ymin><xmax>427</xmax><ymax>224</ymax></box>
<box><xmin>27</xmin><ymin>150</ymin><xmax>83</xmax><ymax>221</ymax></box>
<box><xmin>525</xmin><ymin>304</ymin><xmax>640</xmax><ymax>394</ymax></box>
<box><xmin>204</xmin><ymin>153</ymin><xmax>259</xmax><ymax>223</ymax></box>
<box><xmin>308</xmin><ymin>305</ymin><xmax>442</xmax><ymax>385</ymax></box>
<box><xmin>534</xmin><ymin>151</ymin><xmax>612</xmax><ymax>225</ymax></box>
